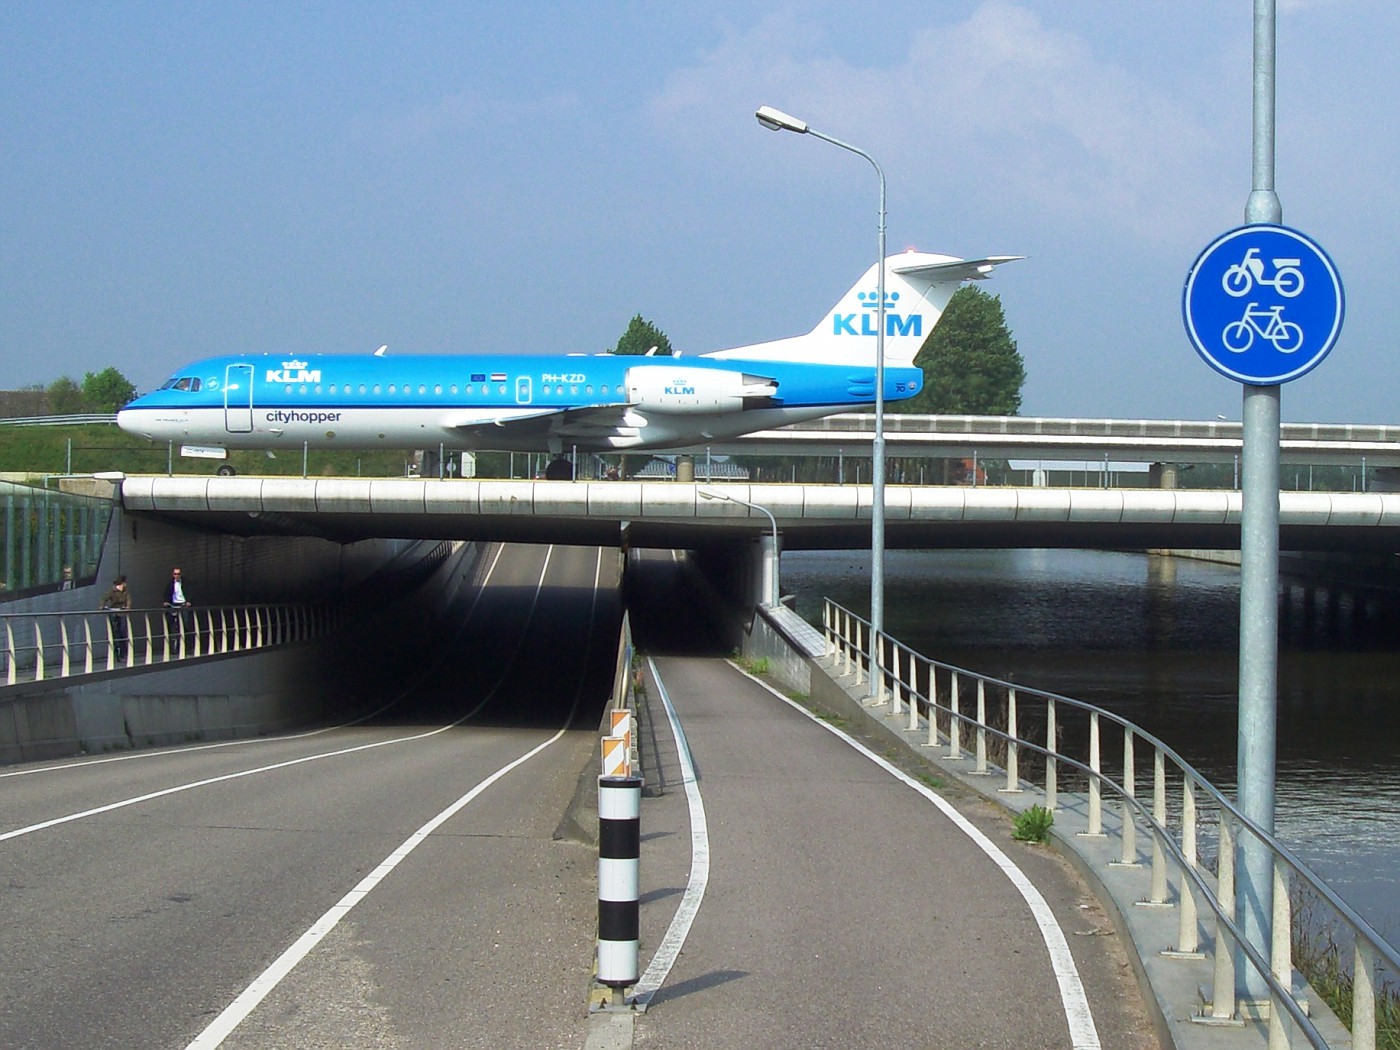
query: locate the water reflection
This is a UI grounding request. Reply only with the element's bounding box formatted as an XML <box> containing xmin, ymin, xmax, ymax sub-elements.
<box><xmin>785</xmin><ymin>548</ymin><xmax>1400</xmax><ymax>944</ymax></box>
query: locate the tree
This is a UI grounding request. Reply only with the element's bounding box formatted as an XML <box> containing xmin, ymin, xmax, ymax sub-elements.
<box><xmin>47</xmin><ymin>376</ymin><xmax>84</xmax><ymax>414</ymax></box>
<box><xmin>897</xmin><ymin>286</ymin><xmax>1025</xmax><ymax>415</ymax></box>
<box><xmin>612</xmin><ymin>314</ymin><xmax>674</xmax><ymax>357</ymax></box>
<box><xmin>80</xmin><ymin>367</ymin><xmax>138</xmax><ymax>412</ymax></box>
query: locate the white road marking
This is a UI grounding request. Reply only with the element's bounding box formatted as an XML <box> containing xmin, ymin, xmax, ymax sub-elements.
<box><xmin>0</xmin><ymin>546</ymin><xmax>520</xmax><ymax>842</ymax></box>
<box><xmin>737</xmin><ymin>665</ymin><xmax>1102</xmax><ymax>1050</ymax></box>
<box><xmin>187</xmin><ymin>543</ymin><xmax>605</xmax><ymax>1048</ymax></box>
<box><xmin>630</xmin><ymin>657</ymin><xmax>710</xmax><ymax>1011</ymax></box>
<box><xmin>0</xmin><ymin>543</ymin><xmax>506</xmax><ymax>782</ymax></box>
<box><xmin>184</xmin><ymin>725</ymin><xmax>569</xmax><ymax>1049</ymax></box>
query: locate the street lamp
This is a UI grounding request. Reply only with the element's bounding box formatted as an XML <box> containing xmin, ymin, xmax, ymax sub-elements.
<box><xmin>756</xmin><ymin>105</ymin><xmax>888</xmax><ymax>665</ymax></box>
<box><xmin>699</xmin><ymin>489</ymin><xmax>780</xmax><ymax>607</ymax></box>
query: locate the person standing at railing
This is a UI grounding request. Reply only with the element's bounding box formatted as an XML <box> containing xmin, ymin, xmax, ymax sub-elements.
<box><xmin>61</xmin><ymin>566</ymin><xmax>74</xmax><ymax>590</ymax></box>
<box><xmin>100</xmin><ymin>575</ymin><xmax>130</xmax><ymax>661</ymax></box>
<box><xmin>161</xmin><ymin>566</ymin><xmax>193</xmax><ymax>645</ymax></box>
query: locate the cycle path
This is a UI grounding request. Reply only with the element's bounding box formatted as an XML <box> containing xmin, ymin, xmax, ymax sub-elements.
<box><xmin>589</xmin><ymin>654</ymin><xmax>1160</xmax><ymax>1050</ymax></box>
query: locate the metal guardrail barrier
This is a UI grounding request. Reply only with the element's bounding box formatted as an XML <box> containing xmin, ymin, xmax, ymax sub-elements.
<box><xmin>823</xmin><ymin>597</ymin><xmax>1399</xmax><ymax>1050</ymax></box>
<box><xmin>0</xmin><ymin>414</ymin><xmax>118</xmax><ymax>427</ymax></box>
<box><xmin>2</xmin><ymin>603</ymin><xmax>345</xmax><ymax>684</ymax></box>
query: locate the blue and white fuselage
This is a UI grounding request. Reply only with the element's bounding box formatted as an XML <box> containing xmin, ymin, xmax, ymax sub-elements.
<box><xmin>117</xmin><ymin>251</ymin><xmax>1019</xmax><ymax>458</ymax></box>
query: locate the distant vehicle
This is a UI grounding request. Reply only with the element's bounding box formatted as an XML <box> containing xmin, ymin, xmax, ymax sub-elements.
<box><xmin>117</xmin><ymin>251</ymin><xmax>1019</xmax><ymax>472</ymax></box>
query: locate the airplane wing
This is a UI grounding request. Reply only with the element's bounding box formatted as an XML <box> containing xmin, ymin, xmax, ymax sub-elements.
<box><xmin>890</xmin><ymin>255</ymin><xmax>1025</xmax><ymax>283</ymax></box>
<box><xmin>441</xmin><ymin>404</ymin><xmax>643</xmax><ymax>443</ymax></box>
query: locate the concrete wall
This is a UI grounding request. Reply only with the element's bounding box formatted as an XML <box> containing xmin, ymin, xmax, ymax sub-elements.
<box><xmin>2</xmin><ymin>506</ymin><xmax>481</xmax><ymax>763</ymax></box>
<box><xmin>0</xmin><ymin>638</ymin><xmax>344</xmax><ymax>764</ymax></box>
<box><xmin>741</xmin><ymin>607</ymin><xmax>815</xmax><ymax>697</ymax></box>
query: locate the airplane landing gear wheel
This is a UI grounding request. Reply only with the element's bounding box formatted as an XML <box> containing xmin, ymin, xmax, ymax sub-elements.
<box><xmin>216</xmin><ymin>464</ymin><xmax>237</xmax><ymax>477</ymax></box>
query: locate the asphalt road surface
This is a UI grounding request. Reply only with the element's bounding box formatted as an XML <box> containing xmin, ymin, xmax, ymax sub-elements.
<box><xmin>1</xmin><ymin>542</ymin><xmax>619</xmax><ymax>1049</ymax></box>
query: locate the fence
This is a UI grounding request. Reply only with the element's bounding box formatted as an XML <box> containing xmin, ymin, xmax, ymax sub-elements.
<box><xmin>1</xmin><ymin>480</ymin><xmax>113</xmax><ymax>593</ymax></box>
<box><xmin>823</xmin><ymin>598</ymin><xmax>1399</xmax><ymax>1050</ymax></box>
<box><xmin>3</xmin><ymin>603</ymin><xmax>345</xmax><ymax>684</ymax></box>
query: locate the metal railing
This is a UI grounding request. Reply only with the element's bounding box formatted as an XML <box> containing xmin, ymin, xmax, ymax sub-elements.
<box><xmin>0</xmin><ymin>414</ymin><xmax>118</xmax><ymax>427</ymax></box>
<box><xmin>3</xmin><ymin>603</ymin><xmax>346</xmax><ymax>684</ymax></box>
<box><xmin>823</xmin><ymin>597</ymin><xmax>1399</xmax><ymax>1050</ymax></box>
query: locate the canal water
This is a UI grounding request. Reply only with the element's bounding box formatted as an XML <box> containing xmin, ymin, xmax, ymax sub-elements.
<box><xmin>783</xmin><ymin>547</ymin><xmax>1400</xmax><ymax>946</ymax></box>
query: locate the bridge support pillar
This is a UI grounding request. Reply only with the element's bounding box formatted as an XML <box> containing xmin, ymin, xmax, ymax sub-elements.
<box><xmin>758</xmin><ymin>532</ymin><xmax>780</xmax><ymax>608</ymax></box>
<box><xmin>1149</xmin><ymin>462</ymin><xmax>1180</xmax><ymax>489</ymax></box>
<box><xmin>675</xmin><ymin>456</ymin><xmax>695</xmax><ymax>483</ymax></box>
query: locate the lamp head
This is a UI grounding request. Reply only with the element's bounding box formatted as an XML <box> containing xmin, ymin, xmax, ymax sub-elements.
<box><xmin>755</xmin><ymin>106</ymin><xmax>808</xmax><ymax>134</ymax></box>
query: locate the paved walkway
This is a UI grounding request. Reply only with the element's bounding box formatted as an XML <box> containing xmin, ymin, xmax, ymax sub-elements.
<box><xmin>588</xmin><ymin>653</ymin><xmax>1161</xmax><ymax>1050</ymax></box>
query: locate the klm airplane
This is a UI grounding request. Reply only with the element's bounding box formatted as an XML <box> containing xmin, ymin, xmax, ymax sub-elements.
<box><xmin>117</xmin><ymin>251</ymin><xmax>1019</xmax><ymax>472</ymax></box>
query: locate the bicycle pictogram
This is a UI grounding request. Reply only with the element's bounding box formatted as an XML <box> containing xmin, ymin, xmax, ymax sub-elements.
<box><xmin>1222</xmin><ymin>303</ymin><xmax>1304</xmax><ymax>354</ymax></box>
<box><xmin>1222</xmin><ymin>247</ymin><xmax>1304</xmax><ymax>298</ymax></box>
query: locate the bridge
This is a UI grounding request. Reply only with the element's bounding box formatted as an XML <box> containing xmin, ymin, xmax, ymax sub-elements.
<box><xmin>119</xmin><ymin>473</ymin><xmax>1400</xmax><ymax>555</ymax></box>
<box><xmin>694</xmin><ymin>412</ymin><xmax>1400</xmax><ymax>466</ymax></box>
<box><xmin>3</xmin><ymin>460</ymin><xmax>1399</xmax><ymax>1047</ymax></box>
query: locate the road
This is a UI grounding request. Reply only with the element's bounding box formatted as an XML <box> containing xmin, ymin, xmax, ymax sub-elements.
<box><xmin>0</xmin><ymin>542</ymin><xmax>620</xmax><ymax>1049</ymax></box>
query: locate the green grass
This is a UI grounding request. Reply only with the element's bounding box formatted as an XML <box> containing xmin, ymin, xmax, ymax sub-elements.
<box><xmin>0</xmin><ymin>423</ymin><xmax>522</xmax><ymax>478</ymax></box>
<box><xmin>1292</xmin><ymin>886</ymin><xmax>1400</xmax><ymax>1049</ymax></box>
<box><xmin>915</xmin><ymin>770</ymin><xmax>946</xmax><ymax>791</ymax></box>
<box><xmin>1012</xmin><ymin>804</ymin><xmax>1054</xmax><ymax>843</ymax></box>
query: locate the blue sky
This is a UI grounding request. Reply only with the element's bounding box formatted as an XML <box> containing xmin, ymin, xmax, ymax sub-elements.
<box><xmin>3</xmin><ymin>1</ymin><xmax>1394</xmax><ymax>422</ymax></box>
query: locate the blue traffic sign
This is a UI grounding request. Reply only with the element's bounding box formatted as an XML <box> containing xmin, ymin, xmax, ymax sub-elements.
<box><xmin>1183</xmin><ymin>224</ymin><xmax>1344</xmax><ymax>385</ymax></box>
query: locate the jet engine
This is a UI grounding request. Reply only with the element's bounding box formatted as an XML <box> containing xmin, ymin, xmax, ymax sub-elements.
<box><xmin>624</xmin><ymin>365</ymin><xmax>778</xmax><ymax>414</ymax></box>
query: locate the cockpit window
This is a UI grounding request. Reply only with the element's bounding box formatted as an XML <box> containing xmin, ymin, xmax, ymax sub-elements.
<box><xmin>162</xmin><ymin>376</ymin><xmax>201</xmax><ymax>392</ymax></box>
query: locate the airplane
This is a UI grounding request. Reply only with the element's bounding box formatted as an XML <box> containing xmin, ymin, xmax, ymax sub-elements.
<box><xmin>116</xmin><ymin>250</ymin><xmax>1020</xmax><ymax>474</ymax></box>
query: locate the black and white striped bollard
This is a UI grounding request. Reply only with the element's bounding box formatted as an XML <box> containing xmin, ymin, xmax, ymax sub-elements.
<box><xmin>597</xmin><ymin>774</ymin><xmax>643</xmax><ymax>999</ymax></box>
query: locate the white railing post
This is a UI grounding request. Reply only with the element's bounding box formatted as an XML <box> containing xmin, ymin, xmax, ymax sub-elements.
<box><xmin>1045</xmin><ymin>697</ymin><xmax>1058</xmax><ymax>812</ymax></box>
<box><xmin>1118</xmin><ymin>727</ymin><xmax>1137</xmax><ymax>866</ymax></box>
<box><xmin>854</xmin><ymin>621</ymin><xmax>865</xmax><ymax>687</ymax></box>
<box><xmin>6</xmin><ymin>621</ymin><xmax>17</xmax><ymax>685</ymax></box>
<box><xmin>1212</xmin><ymin>818</ymin><xmax>1237</xmax><ymax>1020</ymax></box>
<box><xmin>907</xmin><ymin>657</ymin><xmax>920</xmax><ymax>732</ymax></box>
<box><xmin>1176</xmin><ymin>777</ymin><xmax>1201</xmax><ymax>954</ymax></box>
<box><xmin>973</xmin><ymin>678</ymin><xmax>988</xmax><ymax>775</ymax></box>
<box><xmin>1353</xmin><ymin>939</ymin><xmax>1377</xmax><ymax>1050</ymax></box>
<box><xmin>1085</xmin><ymin>711</ymin><xmax>1103</xmax><ymax>836</ymax></box>
<box><xmin>34</xmin><ymin>620</ymin><xmax>46</xmax><ymax>682</ymax></box>
<box><xmin>890</xmin><ymin>644</ymin><xmax>902</xmax><ymax>717</ymax></box>
<box><xmin>84</xmin><ymin>619</ymin><xmax>94</xmax><ymax>675</ymax></box>
<box><xmin>1268</xmin><ymin>861</ymin><xmax>1292</xmax><ymax>1050</ymax></box>
<box><xmin>1003</xmin><ymin>687</ymin><xmax>1019</xmax><ymax>793</ymax></box>
<box><xmin>60</xmin><ymin>620</ymin><xmax>72</xmax><ymax>678</ymax></box>
<box><xmin>944</xmin><ymin>669</ymin><xmax>959</xmax><ymax>755</ymax></box>
<box><xmin>1149</xmin><ymin>748</ymin><xmax>1168</xmax><ymax>906</ymax></box>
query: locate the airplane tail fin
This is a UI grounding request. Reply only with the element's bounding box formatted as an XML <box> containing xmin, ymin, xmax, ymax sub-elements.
<box><xmin>704</xmin><ymin>251</ymin><xmax>1022</xmax><ymax>367</ymax></box>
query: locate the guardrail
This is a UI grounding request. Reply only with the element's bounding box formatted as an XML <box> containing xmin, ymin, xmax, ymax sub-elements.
<box><xmin>823</xmin><ymin>597</ymin><xmax>1399</xmax><ymax>1050</ymax></box>
<box><xmin>0</xmin><ymin>414</ymin><xmax>118</xmax><ymax>427</ymax></box>
<box><xmin>3</xmin><ymin>603</ymin><xmax>345</xmax><ymax>684</ymax></box>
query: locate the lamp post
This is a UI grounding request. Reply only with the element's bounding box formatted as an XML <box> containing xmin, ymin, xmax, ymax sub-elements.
<box><xmin>699</xmin><ymin>489</ymin><xmax>780</xmax><ymax>607</ymax></box>
<box><xmin>756</xmin><ymin>105</ymin><xmax>888</xmax><ymax>667</ymax></box>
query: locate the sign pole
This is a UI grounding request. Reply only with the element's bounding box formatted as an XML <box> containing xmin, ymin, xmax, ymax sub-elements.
<box><xmin>1236</xmin><ymin>0</ymin><xmax>1282</xmax><ymax>1006</ymax></box>
<box><xmin>1184</xmin><ymin>0</ymin><xmax>1344</xmax><ymax>1011</ymax></box>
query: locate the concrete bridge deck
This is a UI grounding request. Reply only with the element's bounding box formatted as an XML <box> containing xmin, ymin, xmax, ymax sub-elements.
<box><xmin>120</xmin><ymin>475</ymin><xmax>1400</xmax><ymax>552</ymax></box>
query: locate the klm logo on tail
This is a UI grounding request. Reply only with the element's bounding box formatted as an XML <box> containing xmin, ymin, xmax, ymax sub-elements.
<box><xmin>832</xmin><ymin>290</ymin><xmax>922</xmax><ymax>338</ymax></box>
